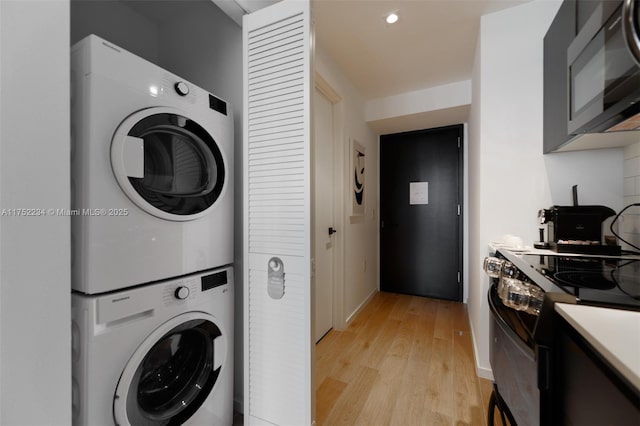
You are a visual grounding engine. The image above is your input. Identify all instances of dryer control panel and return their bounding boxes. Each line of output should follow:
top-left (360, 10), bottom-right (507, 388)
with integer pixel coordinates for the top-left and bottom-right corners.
top-left (201, 270), bottom-right (228, 291)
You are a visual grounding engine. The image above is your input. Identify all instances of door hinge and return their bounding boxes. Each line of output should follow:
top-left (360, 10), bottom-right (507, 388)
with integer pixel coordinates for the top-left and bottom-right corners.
top-left (457, 137), bottom-right (461, 148)
top-left (457, 204), bottom-right (460, 216)
top-left (457, 271), bottom-right (461, 283)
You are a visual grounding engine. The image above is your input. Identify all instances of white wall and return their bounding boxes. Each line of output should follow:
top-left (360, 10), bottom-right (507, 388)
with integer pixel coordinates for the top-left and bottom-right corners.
top-left (622, 142), bottom-right (640, 250)
top-left (365, 80), bottom-right (471, 136)
top-left (156, 2), bottom-right (242, 108)
top-left (543, 149), bottom-right (623, 208)
top-left (0, 1), bottom-right (71, 424)
top-left (314, 46), bottom-right (379, 324)
top-left (70, 0), bottom-right (160, 62)
top-left (468, 0), bottom-right (625, 378)
top-left (365, 80), bottom-right (471, 123)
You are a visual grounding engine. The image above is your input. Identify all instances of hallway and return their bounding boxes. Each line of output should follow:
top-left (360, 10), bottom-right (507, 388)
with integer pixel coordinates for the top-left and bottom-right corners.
top-left (316, 291), bottom-right (493, 425)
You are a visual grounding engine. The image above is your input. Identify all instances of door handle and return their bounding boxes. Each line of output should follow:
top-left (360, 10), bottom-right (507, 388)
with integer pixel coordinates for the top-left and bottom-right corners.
top-left (328, 227), bottom-right (337, 235)
top-left (267, 257), bottom-right (285, 300)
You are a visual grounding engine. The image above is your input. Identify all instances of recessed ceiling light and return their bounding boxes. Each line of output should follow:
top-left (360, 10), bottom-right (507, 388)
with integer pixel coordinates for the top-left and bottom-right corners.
top-left (386, 12), bottom-right (399, 24)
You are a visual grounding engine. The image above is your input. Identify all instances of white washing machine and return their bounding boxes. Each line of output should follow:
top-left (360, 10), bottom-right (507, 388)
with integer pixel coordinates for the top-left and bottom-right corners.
top-left (71, 34), bottom-right (233, 294)
top-left (72, 266), bottom-right (234, 425)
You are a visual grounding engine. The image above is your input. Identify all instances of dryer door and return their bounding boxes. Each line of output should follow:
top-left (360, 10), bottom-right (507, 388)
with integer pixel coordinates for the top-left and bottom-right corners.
top-left (113, 312), bottom-right (227, 425)
top-left (111, 107), bottom-right (226, 221)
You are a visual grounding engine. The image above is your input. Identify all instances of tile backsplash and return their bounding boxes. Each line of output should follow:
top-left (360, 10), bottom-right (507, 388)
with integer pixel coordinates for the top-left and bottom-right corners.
top-left (622, 142), bottom-right (640, 251)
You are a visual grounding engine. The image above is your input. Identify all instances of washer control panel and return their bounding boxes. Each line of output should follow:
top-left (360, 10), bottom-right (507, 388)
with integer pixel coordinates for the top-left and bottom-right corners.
top-left (161, 269), bottom-right (229, 306)
top-left (163, 277), bottom-right (198, 305)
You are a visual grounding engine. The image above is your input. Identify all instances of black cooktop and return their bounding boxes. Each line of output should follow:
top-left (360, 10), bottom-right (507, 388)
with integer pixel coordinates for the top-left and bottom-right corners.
top-left (521, 254), bottom-right (640, 310)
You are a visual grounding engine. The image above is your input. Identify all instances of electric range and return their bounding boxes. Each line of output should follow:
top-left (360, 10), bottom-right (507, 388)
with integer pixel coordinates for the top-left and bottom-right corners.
top-left (520, 254), bottom-right (640, 310)
top-left (486, 249), bottom-right (640, 425)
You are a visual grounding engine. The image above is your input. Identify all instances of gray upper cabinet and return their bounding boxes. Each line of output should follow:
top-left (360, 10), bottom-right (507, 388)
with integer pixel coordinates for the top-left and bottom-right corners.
top-left (576, 0), bottom-right (598, 33)
top-left (543, 0), bottom-right (576, 153)
top-left (544, 0), bottom-right (640, 152)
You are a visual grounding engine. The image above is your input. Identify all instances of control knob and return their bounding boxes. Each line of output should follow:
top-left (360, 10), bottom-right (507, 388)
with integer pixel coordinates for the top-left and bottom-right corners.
top-left (174, 286), bottom-right (190, 300)
top-left (174, 81), bottom-right (190, 96)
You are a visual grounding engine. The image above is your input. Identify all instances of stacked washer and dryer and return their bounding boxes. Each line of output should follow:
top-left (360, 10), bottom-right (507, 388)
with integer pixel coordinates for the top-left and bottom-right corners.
top-left (70, 35), bottom-right (234, 425)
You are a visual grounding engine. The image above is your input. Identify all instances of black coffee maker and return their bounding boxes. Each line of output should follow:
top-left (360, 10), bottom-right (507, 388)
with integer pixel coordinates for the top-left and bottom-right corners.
top-left (535, 187), bottom-right (620, 255)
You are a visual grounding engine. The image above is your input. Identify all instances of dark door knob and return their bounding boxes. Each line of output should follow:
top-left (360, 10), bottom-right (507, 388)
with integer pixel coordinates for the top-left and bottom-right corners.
top-left (328, 227), bottom-right (337, 235)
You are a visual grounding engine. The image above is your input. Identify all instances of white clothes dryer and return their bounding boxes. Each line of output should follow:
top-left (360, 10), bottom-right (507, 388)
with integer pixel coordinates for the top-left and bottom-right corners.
top-left (71, 266), bottom-right (234, 425)
top-left (71, 35), bottom-right (233, 294)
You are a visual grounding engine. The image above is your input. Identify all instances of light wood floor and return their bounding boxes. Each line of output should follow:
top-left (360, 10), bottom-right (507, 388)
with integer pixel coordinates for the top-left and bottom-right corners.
top-left (316, 291), bottom-right (494, 426)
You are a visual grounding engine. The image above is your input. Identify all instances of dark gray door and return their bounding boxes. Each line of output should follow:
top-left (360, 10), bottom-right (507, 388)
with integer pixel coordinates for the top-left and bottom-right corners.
top-left (380, 125), bottom-right (462, 301)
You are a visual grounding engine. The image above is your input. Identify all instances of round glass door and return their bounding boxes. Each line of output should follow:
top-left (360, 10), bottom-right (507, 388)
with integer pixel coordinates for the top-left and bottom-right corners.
top-left (114, 313), bottom-right (227, 425)
top-left (111, 107), bottom-right (226, 221)
top-left (624, 0), bottom-right (640, 65)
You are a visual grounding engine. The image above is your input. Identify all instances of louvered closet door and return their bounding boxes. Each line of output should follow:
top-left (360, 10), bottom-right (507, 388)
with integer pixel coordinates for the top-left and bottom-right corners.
top-left (243, 1), bottom-right (313, 425)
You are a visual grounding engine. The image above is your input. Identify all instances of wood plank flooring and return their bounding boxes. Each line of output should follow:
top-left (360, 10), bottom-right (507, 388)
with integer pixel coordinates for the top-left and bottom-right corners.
top-left (316, 291), bottom-right (494, 426)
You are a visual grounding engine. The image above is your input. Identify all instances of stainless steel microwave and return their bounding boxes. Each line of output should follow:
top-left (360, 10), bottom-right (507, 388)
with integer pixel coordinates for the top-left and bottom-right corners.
top-left (567, 0), bottom-right (640, 135)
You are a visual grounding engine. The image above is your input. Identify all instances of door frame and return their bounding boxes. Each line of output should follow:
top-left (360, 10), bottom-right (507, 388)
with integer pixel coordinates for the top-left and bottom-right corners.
top-left (314, 72), bottom-right (347, 331)
top-left (378, 124), bottom-right (464, 301)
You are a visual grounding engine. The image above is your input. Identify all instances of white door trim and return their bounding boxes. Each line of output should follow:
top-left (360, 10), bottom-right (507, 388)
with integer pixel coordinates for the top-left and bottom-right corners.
top-left (314, 72), bottom-right (347, 331)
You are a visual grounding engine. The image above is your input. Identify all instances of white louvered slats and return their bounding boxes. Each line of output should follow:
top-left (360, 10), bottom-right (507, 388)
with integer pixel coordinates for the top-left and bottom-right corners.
top-left (243, 1), bottom-right (313, 425)
top-left (247, 8), bottom-right (307, 255)
top-left (248, 269), bottom-right (307, 424)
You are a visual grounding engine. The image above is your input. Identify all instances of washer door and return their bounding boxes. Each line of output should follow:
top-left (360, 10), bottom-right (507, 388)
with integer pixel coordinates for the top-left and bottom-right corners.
top-left (113, 312), bottom-right (227, 425)
top-left (111, 107), bottom-right (226, 221)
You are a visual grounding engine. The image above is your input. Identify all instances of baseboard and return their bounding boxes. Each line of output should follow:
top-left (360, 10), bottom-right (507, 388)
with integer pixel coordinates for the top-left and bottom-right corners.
top-left (476, 365), bottom-right (494, 381)
top-left (344, 288), bottom-right (378, 326)
top-left (469, 319), bottom-right (494, 381)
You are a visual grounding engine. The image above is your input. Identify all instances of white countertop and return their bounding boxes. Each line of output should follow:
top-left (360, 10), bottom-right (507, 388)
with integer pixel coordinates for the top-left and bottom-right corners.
top-left (489, 243), bottom-right (640, 260)
top-left (555, 303), bottom-right (640, 392)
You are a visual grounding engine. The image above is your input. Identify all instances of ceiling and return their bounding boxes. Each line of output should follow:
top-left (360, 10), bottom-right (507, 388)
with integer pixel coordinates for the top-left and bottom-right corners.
top-left (129, 0), bottom-right (531, 133)
top-left (312, 0), bottom-right (530, 101)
